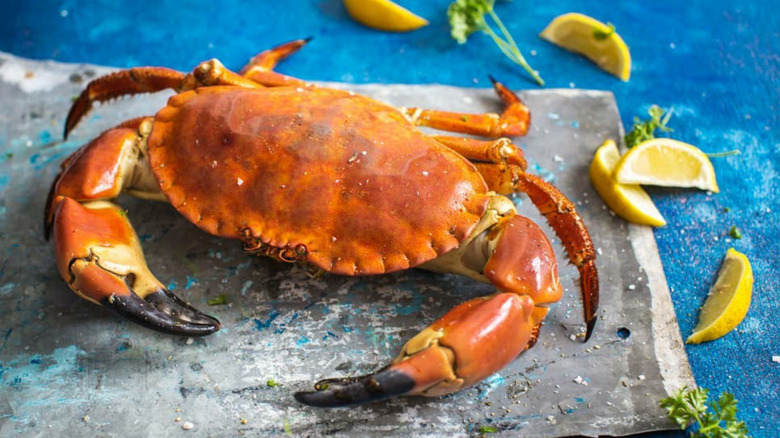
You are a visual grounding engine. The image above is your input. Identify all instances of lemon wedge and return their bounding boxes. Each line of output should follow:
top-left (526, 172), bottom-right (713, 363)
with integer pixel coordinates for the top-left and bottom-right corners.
top-left (343, 0), bottom-right (428, 32)
top-left (687, 248), bottom-right (753, 344)
top-left (613, 139), bottom-right (719, 192)
top-left (590, 139), bottom-right (666, 226)
top-left (539, 13), bottom-right (631, 81)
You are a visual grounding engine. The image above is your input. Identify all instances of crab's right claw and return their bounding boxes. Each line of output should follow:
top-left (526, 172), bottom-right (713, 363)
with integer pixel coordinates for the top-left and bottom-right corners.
top-left (51, 196), bottom-right (220, 336)
top-left (295, 293), bottom-right (540, 407)
top-left (294, 368), bottom-right (415, 407)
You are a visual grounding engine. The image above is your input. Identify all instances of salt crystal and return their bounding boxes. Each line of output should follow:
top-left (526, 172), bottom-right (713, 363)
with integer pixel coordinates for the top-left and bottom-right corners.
top-left (236, 177), bottom-right (244, 186)
top-left (181, 421), bottom-right (194, 430)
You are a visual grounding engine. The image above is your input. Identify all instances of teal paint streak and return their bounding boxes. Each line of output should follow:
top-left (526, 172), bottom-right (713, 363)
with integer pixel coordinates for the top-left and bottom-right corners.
top-left (185, 275), bottom-right (198, 290)
top-left (476, 374), bottom-right (506, 400)
top-left (38, 130), bottom-right (51, 144)
top-left (28, 151), bottom-right (68, 170)
top-left (253, 309), bottom-right (280, 331)
top-left (0, 282), bottom-right (14, 296)
top-left (394, 289), bottom-right (425, 316)
top-left (1, 345), bottom-right (85, 391)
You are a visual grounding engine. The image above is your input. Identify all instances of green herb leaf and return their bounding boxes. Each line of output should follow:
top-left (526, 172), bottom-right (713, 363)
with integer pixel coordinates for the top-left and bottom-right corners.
top-left (729, 226), bottom-right (743, 239)
top-left (478, 425), bottom-right (498, 433)
top-left (283, 417), bottom-right (292, 436)
top-left (447, 0), bottom-right (544, 85)
top-left (593, 23), bottom-right (616, 40)
top-left (625, 105), bottom-right (674, 148)
top-left (659, 386), bottom-right (749, 438)
top-left (448, 0), bottom-right (490, 44)
top-left (266, 379), bottom-right (280, 387)
top-left (207, 293), bottom-right (229, 306)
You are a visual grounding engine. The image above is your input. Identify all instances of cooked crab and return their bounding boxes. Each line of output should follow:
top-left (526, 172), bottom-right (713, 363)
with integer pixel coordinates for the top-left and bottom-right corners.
top-left (46, 39), bottom-right (598, 407)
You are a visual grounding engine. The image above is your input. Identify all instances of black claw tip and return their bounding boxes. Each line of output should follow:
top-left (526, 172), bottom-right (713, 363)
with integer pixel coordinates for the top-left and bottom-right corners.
top-left (488, 74), bottom-right (499, 85)
top-left (584, 316), bottom-right (597, 343)
top-left (103, 288), bottom-right (220, 336)
top-left (303, 36), bottom-right (314, 43)
top-left (294, 368), bottom-right (415, 408)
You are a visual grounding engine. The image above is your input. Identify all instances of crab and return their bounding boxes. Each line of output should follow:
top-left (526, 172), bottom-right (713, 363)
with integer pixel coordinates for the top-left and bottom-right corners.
top-left (46, 39), bottom-right (598, 407)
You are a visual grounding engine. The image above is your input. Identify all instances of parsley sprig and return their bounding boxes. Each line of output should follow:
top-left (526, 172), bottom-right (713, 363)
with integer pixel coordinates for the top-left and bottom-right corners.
top-left (660, 387), bottom-right (749, 438)
top-left (625, 105), bottom-right (674, 148)
top-left (593, 23), bottom-right (616, 41)
top-left (448, 0), bottom-right (544, 85)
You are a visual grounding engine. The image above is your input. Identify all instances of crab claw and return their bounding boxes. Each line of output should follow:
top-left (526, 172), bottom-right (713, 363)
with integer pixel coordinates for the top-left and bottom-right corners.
top-left (51, 196), bottom-right (220, 336)
top-left (294, 368), bottom-right (415, 407)
top-left (295, 293), bottom-right (540, 407)
top-left (104, 286), bottom-right (221, 336)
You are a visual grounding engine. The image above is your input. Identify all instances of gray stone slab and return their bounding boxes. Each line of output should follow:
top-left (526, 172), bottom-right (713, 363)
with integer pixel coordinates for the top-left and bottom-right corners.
top-left (0, 53), bottom-right (694, 437)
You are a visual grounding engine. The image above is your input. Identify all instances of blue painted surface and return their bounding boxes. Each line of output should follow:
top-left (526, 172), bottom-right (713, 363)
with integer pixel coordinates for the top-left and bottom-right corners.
top-left (1, 0), bottom-right (777, 436)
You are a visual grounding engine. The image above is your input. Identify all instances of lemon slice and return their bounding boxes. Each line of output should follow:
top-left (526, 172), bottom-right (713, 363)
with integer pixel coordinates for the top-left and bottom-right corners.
top-left (613, 139), bottom-right (719, 192)
top-left (343, 0), bottom-right (428, 32)
top-left (589, 139), bottom-right (666, 227)
top-left (539, 13), bottom-right (631, 81)
top-left (687, 248), bottom-right (753, 344)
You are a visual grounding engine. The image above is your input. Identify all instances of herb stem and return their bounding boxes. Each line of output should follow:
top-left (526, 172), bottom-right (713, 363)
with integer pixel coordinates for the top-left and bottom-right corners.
top-left (486, 9), bottom-right (544, 85)
top-left (706, 150), bottom-right (741, 158)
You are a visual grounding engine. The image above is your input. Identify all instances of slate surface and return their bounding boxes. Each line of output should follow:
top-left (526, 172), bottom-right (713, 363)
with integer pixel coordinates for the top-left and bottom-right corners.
top-left (1, 2), bottom-right (779, 435)
top-left (0, 54), bottom-right (695, 437)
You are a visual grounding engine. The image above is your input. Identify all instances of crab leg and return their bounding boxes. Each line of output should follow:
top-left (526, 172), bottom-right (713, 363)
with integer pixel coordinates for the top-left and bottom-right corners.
top-left (295, 203), bottom-right (564, 407)
top-left (432, 136), bottom-right (527, 168)
top-left (514, 173), bottom-right (599, 338)
top-left (65, 60), bottom-right (259, 139)
top-left (240, 38), bottom-right (310, 87)
top-left (402, 77), bottom-right (530, 137)
top-left (434, 132), bottom-right (598, 339)
top-left (47, 120), bottom-right (220, 335)
top-left (476, 163), bottom-right (599, 339)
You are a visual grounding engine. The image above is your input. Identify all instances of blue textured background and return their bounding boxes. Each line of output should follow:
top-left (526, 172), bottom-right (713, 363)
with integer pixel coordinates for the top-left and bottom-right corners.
top-left (1, 1), bottom-right (777, 436)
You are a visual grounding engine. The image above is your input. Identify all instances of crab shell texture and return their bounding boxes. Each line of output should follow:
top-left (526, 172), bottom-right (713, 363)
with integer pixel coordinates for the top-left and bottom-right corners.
top-left (148, 85), bottom-right (490, 275)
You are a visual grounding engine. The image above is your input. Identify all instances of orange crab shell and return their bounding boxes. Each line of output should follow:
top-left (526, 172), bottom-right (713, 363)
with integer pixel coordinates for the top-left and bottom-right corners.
top-left (147, 86), bottom-right (491, 275)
